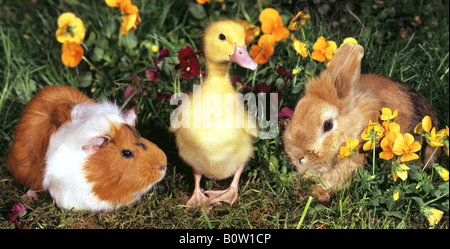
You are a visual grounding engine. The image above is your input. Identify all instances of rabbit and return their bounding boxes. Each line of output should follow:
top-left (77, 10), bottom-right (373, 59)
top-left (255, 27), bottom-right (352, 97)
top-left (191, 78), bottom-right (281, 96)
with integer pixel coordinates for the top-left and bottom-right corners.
top-left (283, 44), bottom-right (438, 202)
top-left (7, 85), bottom-right (167, 212)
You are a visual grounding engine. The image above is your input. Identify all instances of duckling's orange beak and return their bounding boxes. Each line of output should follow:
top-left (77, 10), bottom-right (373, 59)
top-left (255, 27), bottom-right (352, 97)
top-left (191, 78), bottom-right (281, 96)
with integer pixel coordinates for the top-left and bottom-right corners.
top-left (230, 44), bottom-right (257, 70)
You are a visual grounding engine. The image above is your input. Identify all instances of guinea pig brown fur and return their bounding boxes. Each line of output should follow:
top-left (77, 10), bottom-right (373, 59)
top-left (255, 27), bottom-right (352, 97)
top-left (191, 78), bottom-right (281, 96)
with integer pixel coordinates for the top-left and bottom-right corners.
top-left (7, 85), bottom-right (167, 211)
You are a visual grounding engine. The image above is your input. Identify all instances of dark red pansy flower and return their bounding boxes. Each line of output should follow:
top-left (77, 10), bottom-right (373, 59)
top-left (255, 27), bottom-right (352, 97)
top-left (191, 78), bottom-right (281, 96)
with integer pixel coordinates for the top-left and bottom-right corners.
top-left (178, 45), bottom-right (201, 79)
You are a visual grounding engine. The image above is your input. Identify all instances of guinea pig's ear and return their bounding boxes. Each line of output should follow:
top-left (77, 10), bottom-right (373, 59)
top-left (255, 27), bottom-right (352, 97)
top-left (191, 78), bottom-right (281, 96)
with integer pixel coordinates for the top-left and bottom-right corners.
top-left (82, 134), bottom-right (111, 155)
top-left (124, 109), bottom-right (136, 125)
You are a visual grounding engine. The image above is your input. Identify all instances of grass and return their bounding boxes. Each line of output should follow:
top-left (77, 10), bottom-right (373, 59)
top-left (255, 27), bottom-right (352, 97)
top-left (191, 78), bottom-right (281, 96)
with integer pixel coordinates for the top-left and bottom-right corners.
top-left (0, 0), bottom-right (448, 229)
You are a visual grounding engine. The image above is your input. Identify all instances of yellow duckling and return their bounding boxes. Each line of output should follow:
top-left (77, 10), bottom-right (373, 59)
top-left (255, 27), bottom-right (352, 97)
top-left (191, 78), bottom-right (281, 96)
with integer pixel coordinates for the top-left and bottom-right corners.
top-left (170, 19), bottom-right (258, 209)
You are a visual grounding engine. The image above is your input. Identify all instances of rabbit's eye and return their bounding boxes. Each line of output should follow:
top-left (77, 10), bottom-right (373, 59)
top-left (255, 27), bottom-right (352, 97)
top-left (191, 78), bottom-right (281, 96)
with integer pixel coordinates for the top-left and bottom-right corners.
top-left (323, 120), bottom-right (333, 133)
top-left (121, 149), bottom-right (135, 159)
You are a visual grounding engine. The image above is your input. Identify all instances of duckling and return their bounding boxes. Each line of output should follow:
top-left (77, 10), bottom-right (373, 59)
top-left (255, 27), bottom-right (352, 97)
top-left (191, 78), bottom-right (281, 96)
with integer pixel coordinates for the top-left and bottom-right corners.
top-left (170, 19), bottom-right (258, 209)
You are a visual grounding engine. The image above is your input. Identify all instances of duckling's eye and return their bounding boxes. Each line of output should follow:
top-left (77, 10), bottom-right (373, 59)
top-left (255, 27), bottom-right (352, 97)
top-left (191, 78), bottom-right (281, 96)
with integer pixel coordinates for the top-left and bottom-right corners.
top-left (219, 34), bottom-right (226, 41)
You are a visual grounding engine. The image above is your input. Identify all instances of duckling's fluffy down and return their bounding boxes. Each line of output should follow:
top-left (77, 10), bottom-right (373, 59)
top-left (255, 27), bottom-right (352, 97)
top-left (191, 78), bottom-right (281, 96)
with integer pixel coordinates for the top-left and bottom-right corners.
top-left (171, 80), bottom-right (258, 179)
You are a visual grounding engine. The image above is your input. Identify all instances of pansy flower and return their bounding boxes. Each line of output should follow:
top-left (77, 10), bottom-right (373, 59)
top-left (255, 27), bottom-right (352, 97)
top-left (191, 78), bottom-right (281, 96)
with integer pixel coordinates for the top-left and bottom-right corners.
top-left (311, 36), bottom-right (337, 62)
top-left (292, 36), bottom-right (308, 59)
top-left (250, 34), bottom-right (276, 64)
top-left (55, 12), bottom-right (85, 44)
top-left (380, 131), bottom-right (401, 160)
top-left (338, 138), bottom-right (359, 160)
top-left (427, 127), bottom-right (445, 147)
top-left (8, 203), bottom-right (26, 229)
top-left (392, 133), bottom-right (421, 162)
top-left (392, 160), bottom-right (410, 181)
top-left (145, 68), bottom-right (160, 83)
top-left (106, 0), bottom-right (141, 36)
top-left (237, 19), bottom-right (261, 46)
top-left (259, 8), bottom-right (289, 42)
top-left (276, 66), bottom-right (291, 90)
top-left (434, 165), bottom-right (449, 181)
top-left (380, 107), bottom-right (398, 122)
top-left (277, 107), bottom-right (294, 128)
top-left (120, 13), bottom-right (141, 36)
top-left (340, 37), bottom-right (358, 47)
top-left (425, 208), bottom-right (444, 226)
top-left (414, 115), bottom-right (432, 134)
top-left (361, 120), bottom-right (385, 151)
top-left (178, 45), bottom-right (201, 79)
top-left (288, 11), bottom-right (310, 31)
top-left (61, 41), bottom-right (84, 68)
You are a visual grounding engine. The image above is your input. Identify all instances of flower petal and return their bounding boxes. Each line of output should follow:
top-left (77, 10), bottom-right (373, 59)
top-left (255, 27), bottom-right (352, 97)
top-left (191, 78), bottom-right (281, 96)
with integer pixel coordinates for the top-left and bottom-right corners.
top-left (422, 116), bottom-right (432, 133)
top-left (259, 8), bottom-right (280, 34)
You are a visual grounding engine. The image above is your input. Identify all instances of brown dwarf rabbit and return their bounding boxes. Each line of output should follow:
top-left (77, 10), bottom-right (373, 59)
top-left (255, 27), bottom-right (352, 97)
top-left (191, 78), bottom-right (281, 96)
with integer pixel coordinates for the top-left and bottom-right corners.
top-left (7, 85), bottom-right (167, 212)
top-left (283, 44), bottom-right (438, 201)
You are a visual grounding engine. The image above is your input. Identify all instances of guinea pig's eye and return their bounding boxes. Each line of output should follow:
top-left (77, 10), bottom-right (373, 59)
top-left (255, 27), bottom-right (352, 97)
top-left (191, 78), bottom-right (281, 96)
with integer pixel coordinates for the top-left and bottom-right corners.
top-left (219, 33), bottom-right (226, 41)
top-left (120, 149), bottom-right (135, 159)
top-left (323, 120), bottom-right (334, 133)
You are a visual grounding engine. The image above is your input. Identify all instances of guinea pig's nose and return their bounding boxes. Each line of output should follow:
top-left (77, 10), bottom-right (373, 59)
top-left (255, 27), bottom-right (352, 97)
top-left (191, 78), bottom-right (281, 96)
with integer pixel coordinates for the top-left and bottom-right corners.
top-left (158, 164), bottom-right (167, 172)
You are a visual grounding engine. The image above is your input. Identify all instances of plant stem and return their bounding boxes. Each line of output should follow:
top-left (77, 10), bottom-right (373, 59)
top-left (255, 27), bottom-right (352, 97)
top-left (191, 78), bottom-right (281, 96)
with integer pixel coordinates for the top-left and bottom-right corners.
top-left (424, 191), bottom-right (449, 206)
top-left (296, 196), bottom-right (313, 229)
top-left (422, 146), bottom-right (439, 172)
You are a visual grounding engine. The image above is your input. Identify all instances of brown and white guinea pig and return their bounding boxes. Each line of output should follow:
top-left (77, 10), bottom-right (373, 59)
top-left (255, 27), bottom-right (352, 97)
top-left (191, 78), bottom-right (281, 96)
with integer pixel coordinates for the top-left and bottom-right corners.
top-left (7, 85), bottom-right (167, 212)
top-left (283, 44), bottom-right (438, 202)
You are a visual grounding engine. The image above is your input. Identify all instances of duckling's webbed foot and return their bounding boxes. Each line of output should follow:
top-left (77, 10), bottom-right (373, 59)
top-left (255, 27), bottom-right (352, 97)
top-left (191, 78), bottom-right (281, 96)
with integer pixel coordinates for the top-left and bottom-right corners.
top-left (205, 187), bottom-right (238, 205)
top-left (205, 162), bottom-right (245, 206)
top-left (186, 170), bottom-right (210, 208)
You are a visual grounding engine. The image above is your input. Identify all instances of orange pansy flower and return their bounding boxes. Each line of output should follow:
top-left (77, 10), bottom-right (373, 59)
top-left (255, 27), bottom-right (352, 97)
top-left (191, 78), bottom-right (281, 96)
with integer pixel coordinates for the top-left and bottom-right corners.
top-left (121, 13), bottom-right (141, 36)
top-left (61, 42), bottom-right (83, 68)
top-left (392, 133), bottom-right (421, 162)
top-left (259, 8), bottom-right (289, 42)
top-left (380, 131), bottom-right (401, 160)
top-left (237, 19), bottom-right (261, 46)
top-left (250, 34), bottom-right (276, 64)
top-left (311, 36), bottom-right (337, 62)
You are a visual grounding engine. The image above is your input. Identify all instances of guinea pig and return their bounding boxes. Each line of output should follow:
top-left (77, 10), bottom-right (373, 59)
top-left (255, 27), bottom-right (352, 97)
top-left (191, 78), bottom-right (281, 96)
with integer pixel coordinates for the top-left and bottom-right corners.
top-left (283, 44), bottom-right (438, 202)
top-left (7, 85), bottom-right (167, 212)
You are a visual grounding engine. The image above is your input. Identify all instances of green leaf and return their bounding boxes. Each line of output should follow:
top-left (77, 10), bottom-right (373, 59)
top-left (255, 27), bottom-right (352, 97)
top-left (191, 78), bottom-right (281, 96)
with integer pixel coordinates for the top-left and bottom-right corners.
top-left (91, 47), bottom-right (104, 62)
top-left (188, 3), bottom-right (206, 19)
top-left (305, 61), bottom-right (317, 75)
top-left (104, 19), bottom-right (117, 39)
top-left (79, 72), bottom-right (93, 88)
top-left (269, 155), bottom-right (279, 172)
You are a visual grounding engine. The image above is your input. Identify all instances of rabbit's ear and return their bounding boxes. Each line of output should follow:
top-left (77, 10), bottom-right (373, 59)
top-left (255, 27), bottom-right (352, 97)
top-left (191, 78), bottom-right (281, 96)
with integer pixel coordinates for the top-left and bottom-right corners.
top-left (329, 44), bottom-right (364, 99)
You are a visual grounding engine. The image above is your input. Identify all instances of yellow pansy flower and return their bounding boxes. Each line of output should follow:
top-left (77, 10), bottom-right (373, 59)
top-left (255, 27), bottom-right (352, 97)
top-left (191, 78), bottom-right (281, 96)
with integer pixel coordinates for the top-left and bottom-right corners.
top-left (55, 12), bottom-right (85, 44)
top-left (338, 138), bottom-right (359, 160)
top-left (292, 37), bottom-right (308, 59)
top-left (393, 189), bottom-right (400, 201)
top-left (340, 37), bottom-right (358, 47)
top-left (382, 120), bottom-right (400, 137)
top-left (392, 161), bottom-right (410, 182)
top-left (288, 11), bottom-right (310, 31)
top-left (426, 208), bottom-right (444, 226)
top-left (434, 166), bottom-right (449, 181)
top-left (380, 107), bottom-right (398, 122)
top-left (414, 115), bottom-right (432, 134)
top-left (427, 127), bottom-right (445, 147)
top-left (361, 120), bottom-right (385, 151)
top-left (380, 131), bottom-right (401, 161)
